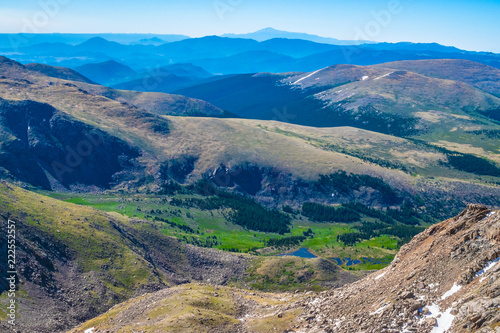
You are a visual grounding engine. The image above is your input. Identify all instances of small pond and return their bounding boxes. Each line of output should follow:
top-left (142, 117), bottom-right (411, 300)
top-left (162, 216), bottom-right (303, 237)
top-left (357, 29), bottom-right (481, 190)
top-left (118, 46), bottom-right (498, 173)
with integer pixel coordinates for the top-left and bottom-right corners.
top-left (278, 248), bottom-right (318, 259)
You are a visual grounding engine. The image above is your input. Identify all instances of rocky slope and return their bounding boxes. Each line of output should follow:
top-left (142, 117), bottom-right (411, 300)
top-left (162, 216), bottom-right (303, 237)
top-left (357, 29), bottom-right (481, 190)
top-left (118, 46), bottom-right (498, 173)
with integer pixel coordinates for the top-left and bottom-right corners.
top-left (0, 98), bottom-right (141, 190)
top-left (295, 204), bottom-right (500, 332)
top-left (66, 204), bottom-right (500, 333)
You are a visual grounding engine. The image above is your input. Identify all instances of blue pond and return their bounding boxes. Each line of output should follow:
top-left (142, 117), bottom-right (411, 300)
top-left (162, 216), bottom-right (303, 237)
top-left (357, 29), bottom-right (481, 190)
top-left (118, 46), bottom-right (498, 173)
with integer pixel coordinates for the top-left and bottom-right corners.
top-left (332, 256), bottom-right (393, 267)
top-left (278, 248), bottom-right (318, 259)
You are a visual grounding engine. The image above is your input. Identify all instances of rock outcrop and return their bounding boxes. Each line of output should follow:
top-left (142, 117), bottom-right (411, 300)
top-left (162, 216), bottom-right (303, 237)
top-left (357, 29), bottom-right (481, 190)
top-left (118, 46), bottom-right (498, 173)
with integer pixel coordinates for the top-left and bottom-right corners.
top-left (295, 204), bottom-right (500, 332)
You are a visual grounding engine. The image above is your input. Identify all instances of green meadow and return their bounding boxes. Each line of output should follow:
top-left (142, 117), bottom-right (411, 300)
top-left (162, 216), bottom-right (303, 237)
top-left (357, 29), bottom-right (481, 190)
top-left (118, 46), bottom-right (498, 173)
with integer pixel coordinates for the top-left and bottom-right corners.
top-left (42, 192), bottom-right (404, 270)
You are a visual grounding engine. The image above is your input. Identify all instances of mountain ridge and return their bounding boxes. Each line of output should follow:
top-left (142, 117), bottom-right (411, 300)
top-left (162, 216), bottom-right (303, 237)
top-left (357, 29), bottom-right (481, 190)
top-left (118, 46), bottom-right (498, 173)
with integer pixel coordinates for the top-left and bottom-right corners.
top-left (175, 61), bottom-right (500, 137)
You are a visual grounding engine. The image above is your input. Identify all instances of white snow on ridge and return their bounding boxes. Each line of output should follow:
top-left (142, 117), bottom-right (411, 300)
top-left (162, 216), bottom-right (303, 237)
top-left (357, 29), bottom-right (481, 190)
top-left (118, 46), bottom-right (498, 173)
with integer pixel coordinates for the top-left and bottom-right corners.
top-left (374, 271), bottom-right (387, 280)
top-left (373, 72), bottom-right (394, 80)
top-left (362, 76), bottom-right (369, 81)
top-left (476, 257), bottom-right (500, 282)
top-left (293, 68), bottom-right (324, 85)
top-left (480, 211), bottom-right (496, 222)
top-left (370, 302), bottom-right (390, 316)
top-left (84, 328), bottom-right (95, 333)
top-left (427, 304), bottom-right (456, 333)
top-left (441, 283), bottom-right (462, 300)
top-left (310, 298), bottom-right (321, 305)
top-left (416, 303), bottom-right (456, 333)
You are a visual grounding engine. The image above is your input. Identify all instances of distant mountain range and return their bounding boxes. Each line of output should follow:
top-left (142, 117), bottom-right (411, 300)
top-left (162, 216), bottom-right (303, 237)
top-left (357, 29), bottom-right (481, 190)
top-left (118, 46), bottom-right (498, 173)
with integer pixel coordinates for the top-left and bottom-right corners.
top-left (0, 33), bottom-right (189, 48)
top-left (72, 59), bottom-right (214, 90)
top-left (2, 28), bottom-right (500, 333)
top-left (1, 31), bottom-right (499, 77)
top-left (221, 27), bottom-right (373, 45)
top-left (112, 63), bottom-right (214, 92)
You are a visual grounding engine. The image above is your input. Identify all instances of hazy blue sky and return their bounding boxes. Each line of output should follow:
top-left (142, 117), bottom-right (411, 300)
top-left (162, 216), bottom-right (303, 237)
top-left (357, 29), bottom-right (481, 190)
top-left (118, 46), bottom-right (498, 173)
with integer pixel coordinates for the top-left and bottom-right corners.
top-left (0, 0), bottom-right (499, 52)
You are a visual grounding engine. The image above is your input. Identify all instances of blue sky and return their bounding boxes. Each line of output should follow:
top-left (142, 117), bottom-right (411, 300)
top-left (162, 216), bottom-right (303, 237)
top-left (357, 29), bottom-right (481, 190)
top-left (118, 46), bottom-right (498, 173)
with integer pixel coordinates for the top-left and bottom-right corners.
top-left (0, 0), bottom-right (499, 52)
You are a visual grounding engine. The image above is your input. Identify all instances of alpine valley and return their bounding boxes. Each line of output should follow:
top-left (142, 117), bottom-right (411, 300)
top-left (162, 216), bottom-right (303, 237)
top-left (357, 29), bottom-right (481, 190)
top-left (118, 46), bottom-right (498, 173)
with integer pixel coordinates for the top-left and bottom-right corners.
top-left (0, 30), bottom-right (499, 333)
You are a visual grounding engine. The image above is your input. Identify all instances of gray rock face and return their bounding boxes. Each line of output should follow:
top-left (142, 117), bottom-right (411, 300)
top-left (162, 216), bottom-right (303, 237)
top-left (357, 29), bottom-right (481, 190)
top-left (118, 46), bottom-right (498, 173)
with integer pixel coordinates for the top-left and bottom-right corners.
top-left (288, 204), bottom-right (500, 332)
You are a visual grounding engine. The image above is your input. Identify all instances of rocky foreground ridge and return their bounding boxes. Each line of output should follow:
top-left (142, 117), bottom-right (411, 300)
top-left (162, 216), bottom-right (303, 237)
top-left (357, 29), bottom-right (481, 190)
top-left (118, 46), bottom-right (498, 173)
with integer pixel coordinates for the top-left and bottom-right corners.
top-left (69, 204), bottom-right (500, 332)
top-left (297, 204), bottom-right (500, 333)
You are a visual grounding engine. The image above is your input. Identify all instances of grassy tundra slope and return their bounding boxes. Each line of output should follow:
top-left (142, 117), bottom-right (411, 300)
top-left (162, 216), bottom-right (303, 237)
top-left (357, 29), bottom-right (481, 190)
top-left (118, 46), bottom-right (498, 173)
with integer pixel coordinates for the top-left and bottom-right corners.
top-left (0, 181), bottom-right (246, 332)
top-left (176, 60), bottom-right (500, 137)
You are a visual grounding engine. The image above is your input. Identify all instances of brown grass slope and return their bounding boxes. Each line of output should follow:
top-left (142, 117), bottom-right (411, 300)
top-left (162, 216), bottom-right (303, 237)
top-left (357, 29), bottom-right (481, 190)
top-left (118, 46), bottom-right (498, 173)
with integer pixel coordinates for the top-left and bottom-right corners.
top-left (0, 181), bottom-right (249, 333)
top-left (282, 61), bottom-right (500, 137)
top-left (0, 56), bottom-right (226, 118)
top-left (375, 59), bottom-right (500, 97)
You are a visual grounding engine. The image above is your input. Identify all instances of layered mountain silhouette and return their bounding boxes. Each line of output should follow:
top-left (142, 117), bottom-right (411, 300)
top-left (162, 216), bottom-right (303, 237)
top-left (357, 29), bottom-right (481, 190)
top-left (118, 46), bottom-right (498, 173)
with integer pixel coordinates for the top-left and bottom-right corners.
top-left (74, 60), bottom-right (137, 86)
top-left (222, 27), bottom-right (372, 45)
top-left (2, 33), bottom-right (499, 74)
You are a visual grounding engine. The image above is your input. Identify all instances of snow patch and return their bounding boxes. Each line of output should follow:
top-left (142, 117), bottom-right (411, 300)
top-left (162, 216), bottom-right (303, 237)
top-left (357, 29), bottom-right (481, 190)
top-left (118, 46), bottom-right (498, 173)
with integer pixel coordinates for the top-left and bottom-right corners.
top-left (430, 305), bottom-right (456, 333)
top-left (401, 324), bottom-right (414, 333)
top-left (374, 72), bottom-right (394, 80)
top-left (480, 211), bottom-right (496, 222)
top-left (310, 298), bottom-right (321, 305)
top-left (362, 76), bottom-right (369, 81)
top-left (374, 271), bottom-right (387, 280)
top-left (418, 303), bottom-right (456, 333)
top-left (441, 283), bottom-right (461, 300)
top-left (370, 302), bottom-right (390, 316)
top-left (84, 328), bottom-right (95, 333)
top-left (476, 257), bottom-right (500, 282)
top-left (293, 68), bottom-right (324, 85)
top-left (239, 313), bottom-right (253, 322)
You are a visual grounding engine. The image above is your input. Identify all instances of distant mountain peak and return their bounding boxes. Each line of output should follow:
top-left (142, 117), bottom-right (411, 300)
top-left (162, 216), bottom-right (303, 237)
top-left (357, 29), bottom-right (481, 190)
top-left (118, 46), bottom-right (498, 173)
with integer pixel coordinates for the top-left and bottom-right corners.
top-left (80, 36), bottom-right (109, 44)
top-left (257, 27), bottom-right (280, 32)
top-left (221, 27), bottom-right (372, 45)
top-left (101, 60), bottom-right (125, 66)
top-left (77, 36), bottom-right (121, 48)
